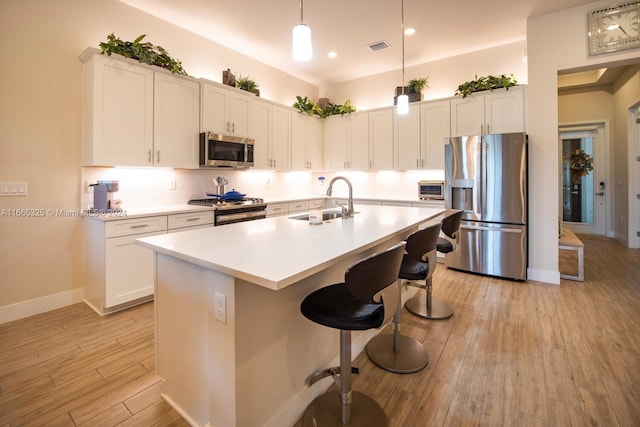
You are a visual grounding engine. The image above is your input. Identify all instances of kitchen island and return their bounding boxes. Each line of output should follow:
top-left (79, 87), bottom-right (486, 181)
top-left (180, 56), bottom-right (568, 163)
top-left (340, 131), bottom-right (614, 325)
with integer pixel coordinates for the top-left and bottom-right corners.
top-left (137, 204), bottom-right (443, 427)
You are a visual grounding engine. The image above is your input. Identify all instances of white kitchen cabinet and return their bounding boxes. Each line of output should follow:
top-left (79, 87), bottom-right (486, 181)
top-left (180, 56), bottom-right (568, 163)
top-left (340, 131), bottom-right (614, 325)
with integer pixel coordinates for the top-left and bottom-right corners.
top-left (84, 215), bottom-right (168, 315)
top-left (323, 113), bottom-right (369, 170)
top-left (167, 211), bottom-right (214, 231)
top-left (292, 113), bottom-right (323, 171)
top-left (394, 104), bottom-right (422, 170)
top-left (450, 87), bottom-right (524, 136)
top-left (266, 202), bottom-right (288, 217)
top-left (421, 100), bottom-right (450, 170)
top-left (288, 200), bottom-right (309, 213)
top-left (81, 49), bottom-right (199, 168)
top-left (308, 199), bottom-right (326, 209)
top-left (200, 81), bottom-right (252, 137)
top-left (154, 73), bottom-right (200, 168)
top-left (368, 109), bottom-right (394, 171)
top-left (252, 100), bottom-right (291, 170)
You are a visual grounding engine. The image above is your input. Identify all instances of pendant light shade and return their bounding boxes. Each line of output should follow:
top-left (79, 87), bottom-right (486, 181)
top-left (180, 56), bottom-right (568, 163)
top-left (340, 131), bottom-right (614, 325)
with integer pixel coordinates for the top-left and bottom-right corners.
top-left (292, 24), bottom-right (312, 61)
top-left (397, 0), bottom-right (408, 115)
top-left (397, 94), bottom-right (409, 115)
top-left (292, 0), bottom-right (312, 61)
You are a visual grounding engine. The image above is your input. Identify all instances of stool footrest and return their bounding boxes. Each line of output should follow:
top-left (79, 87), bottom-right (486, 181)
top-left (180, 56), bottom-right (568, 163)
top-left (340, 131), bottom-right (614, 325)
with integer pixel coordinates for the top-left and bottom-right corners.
top-left (306, 366), bottom-right (359, 387)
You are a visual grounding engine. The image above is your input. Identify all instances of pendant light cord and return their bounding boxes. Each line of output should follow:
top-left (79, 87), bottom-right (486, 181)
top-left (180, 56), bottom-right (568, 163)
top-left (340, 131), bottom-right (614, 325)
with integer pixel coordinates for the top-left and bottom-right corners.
top-left (300, 0), bottom-right (304, 24)
top-left (401, 0), bottom-right (405, 95)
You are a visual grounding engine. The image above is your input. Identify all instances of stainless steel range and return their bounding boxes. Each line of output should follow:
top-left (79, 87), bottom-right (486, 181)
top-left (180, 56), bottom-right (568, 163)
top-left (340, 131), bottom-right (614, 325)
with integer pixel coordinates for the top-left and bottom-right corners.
top-left (188, 197), bottom-right (267, 226)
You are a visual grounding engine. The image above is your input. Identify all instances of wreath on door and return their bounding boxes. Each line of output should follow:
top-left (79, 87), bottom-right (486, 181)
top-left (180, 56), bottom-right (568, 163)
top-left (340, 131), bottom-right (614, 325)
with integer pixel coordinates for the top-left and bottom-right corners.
top-left (568, 149), bottom-right (594, 184)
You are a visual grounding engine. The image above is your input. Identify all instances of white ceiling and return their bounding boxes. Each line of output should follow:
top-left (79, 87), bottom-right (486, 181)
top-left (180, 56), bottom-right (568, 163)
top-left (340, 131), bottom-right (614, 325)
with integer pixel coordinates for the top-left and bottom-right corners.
top-left (120, 0), bottom-right (592, 86)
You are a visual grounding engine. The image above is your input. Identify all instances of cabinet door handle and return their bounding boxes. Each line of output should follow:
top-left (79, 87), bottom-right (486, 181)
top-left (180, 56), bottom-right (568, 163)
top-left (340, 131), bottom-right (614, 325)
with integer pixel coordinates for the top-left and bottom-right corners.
top-left (186, 217), bottom-right (201, 222)
top-left (156, 150), bottom-right (160, 162)
top-left (226, 122), bottom-right (230, 132)
top-left (486, 123), bottom-right (490, 134)
top-left (148, 150), bottom-right (152, 163)
top-left (131, 224), bottom-right (149, 229)
top-left (416, 159), bottom-right (419, 168)
top-left (232, 122), bottom-right (235, 132)
top-left (481, 124), bottom-right (484, 134)
top-left (422, 158), bottom-right (424, 167)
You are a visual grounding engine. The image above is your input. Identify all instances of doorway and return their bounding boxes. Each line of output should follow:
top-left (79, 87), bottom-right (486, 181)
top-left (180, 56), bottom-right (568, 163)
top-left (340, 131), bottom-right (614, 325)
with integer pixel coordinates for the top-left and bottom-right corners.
top-left (559, 123), bottom-right (607, 235)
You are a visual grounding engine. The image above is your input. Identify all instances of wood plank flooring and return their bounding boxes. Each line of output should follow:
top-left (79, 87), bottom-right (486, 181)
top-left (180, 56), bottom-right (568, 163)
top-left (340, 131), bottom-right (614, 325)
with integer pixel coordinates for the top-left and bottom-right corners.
top-left (1, 235), bottom-right (638, 426)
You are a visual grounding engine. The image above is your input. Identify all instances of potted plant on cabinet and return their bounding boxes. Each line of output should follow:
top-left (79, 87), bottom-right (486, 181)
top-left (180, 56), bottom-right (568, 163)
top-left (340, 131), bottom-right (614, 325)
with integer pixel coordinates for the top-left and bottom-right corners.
top-left (454, 74), bottom-right (517, 98)
top-left (99, 33), bottom-right (188, 75)
top-left (235, 75), bottom-right (260, 96)
top-left (394, 76), bottom-right (429, 104)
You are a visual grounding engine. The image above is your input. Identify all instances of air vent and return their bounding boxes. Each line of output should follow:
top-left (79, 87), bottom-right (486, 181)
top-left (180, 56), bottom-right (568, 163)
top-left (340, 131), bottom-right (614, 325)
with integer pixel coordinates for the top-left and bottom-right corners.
top-left (367, 40), bottom-right (390, 52)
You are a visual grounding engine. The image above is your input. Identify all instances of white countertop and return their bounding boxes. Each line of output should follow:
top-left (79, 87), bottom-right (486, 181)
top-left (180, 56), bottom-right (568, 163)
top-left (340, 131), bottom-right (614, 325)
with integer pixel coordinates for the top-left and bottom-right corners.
top-left (137, 204), bottom-right (444, 290)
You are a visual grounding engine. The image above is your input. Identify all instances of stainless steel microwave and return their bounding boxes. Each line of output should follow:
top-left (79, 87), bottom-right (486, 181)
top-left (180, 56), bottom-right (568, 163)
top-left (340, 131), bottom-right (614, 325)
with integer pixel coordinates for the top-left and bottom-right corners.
top-left (418, 180), bottom-right (445, 200)
top-left (199, 132), bottom-right (254, 168)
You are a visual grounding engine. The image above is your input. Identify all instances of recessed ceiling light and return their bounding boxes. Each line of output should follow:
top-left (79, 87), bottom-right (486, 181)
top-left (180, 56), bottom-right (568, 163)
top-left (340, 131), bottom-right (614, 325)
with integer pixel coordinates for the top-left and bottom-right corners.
top-left (404, 27), bottom-right (416, 35)
top-left (328, 51), bottom-right (337, 58)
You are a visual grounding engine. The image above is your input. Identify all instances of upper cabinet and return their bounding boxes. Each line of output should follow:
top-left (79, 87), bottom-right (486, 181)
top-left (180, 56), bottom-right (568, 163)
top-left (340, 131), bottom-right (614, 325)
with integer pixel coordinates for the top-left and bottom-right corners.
top-left (450, 87), bottom-right (525, 136)
top-left (200, 81), bottom-right (252, 137)
top-left (323, 113), bottom-right (370, 171)
top-left (368, 109), bottom-right (394, 171)
top-left (395, 100), bottom-right (450, 171)
top-left (394, 104), bottom-right (422, 170)
top-left (291, 113), bottom-right (323, 171)
top-left (251, 99), bottom-right (291, 170)
top-left (81, 50), bottom-right (199, 168)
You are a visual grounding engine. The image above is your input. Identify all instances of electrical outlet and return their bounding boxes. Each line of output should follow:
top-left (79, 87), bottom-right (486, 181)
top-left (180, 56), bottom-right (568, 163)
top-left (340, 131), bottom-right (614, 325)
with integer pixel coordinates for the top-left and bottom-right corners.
top-left (169, 179), bottom-right (176, 190)
top-left (215, 292), bottom-right (226, 324)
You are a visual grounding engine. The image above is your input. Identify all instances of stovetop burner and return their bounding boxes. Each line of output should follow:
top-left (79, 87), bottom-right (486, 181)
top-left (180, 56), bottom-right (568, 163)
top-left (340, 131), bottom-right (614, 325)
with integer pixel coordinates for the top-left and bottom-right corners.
top-left (188, 197), bottom-right (266, 210)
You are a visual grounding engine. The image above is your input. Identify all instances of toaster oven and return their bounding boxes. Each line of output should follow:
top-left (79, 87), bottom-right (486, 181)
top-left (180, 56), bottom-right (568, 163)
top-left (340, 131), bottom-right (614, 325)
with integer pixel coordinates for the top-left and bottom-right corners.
top-left (418, 180), bottom-right (445, 200)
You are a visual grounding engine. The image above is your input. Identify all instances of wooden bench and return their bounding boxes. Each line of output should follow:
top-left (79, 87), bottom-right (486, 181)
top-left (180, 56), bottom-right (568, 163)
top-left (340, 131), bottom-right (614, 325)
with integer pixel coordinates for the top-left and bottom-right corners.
top-left (559, 228), bottom-right (584, 281)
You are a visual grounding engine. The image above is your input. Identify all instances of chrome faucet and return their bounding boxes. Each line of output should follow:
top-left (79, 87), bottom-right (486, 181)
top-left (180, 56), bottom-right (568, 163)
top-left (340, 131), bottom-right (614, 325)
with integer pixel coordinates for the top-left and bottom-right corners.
top-left (326, 176), bottom-right (354, 218)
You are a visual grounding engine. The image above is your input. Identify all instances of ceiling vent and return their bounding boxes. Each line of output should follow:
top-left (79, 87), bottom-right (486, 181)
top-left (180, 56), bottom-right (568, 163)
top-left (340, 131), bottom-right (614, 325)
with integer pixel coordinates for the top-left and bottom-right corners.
top-left (367, 40), bottom-right (390, 52)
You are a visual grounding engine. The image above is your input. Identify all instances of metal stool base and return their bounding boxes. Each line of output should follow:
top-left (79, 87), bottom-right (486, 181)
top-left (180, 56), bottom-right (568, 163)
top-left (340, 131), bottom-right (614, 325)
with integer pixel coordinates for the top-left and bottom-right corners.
top-left (366, 334), bottom-right (429, 374)
top-left (405, 293), bottom-right (454, 320)
top-left (302, 390), bottom-right (387, 427)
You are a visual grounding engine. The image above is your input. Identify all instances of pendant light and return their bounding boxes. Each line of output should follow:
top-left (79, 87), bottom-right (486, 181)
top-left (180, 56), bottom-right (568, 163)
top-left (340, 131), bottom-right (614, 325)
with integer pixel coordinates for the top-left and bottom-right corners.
top-left (292, 0), bottom-right (312, 61)
top-left (396, 0), bottom-right (409, 115)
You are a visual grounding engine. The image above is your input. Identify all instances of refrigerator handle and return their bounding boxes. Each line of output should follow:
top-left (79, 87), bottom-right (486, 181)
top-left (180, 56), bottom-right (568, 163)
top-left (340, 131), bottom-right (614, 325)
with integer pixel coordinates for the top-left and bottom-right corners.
top-left (481, 139), bottom-right (487, 216)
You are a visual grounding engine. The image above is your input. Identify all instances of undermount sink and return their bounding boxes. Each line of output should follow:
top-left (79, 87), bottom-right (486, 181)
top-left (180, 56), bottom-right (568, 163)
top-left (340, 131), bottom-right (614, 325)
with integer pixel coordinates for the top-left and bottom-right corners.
top-left (288, 210), bottom-right (359, 221)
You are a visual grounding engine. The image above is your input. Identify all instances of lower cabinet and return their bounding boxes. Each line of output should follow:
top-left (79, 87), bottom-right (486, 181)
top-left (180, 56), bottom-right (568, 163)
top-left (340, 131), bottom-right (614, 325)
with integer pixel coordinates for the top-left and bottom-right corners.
top-left (83, 210), bottom-right (213, 315)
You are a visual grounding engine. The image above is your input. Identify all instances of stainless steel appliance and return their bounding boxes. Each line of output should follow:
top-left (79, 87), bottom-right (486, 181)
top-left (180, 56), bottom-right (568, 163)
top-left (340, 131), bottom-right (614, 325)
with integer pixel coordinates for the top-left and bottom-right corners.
top-left (199, 132), bottom-right (254, 168)
top-left (90, 180), bottom-right (122, 211)
top-left (444, 133), bottom-right (528, 280)
top-left (188, 197), bottom-right (266, 226)
top-left (418, 180), bottom-right (445, 200)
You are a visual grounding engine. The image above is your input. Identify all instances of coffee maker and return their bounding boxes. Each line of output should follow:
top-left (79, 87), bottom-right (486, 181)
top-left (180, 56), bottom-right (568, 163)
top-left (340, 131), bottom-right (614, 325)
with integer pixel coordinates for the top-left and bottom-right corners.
top-left (91, 180), bottom-right (122, 211)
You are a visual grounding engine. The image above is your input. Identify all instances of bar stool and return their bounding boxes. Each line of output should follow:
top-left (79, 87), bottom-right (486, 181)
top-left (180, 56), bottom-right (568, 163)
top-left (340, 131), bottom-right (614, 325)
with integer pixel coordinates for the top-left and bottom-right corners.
top-left (403, 219), bottom-right (454, 320)
top-left (300, 242), bottom-right (406, 427)
top-left (365, 222), bottom-right (442, 374)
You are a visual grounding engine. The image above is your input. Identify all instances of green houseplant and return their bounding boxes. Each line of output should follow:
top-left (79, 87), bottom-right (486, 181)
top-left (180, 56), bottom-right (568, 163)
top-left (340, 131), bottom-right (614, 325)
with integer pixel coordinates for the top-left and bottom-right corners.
top-left (235, 75), bottom-right (260, 95)
top-left (292, 97), bottom-right (356, 118)
top-left (455, 74), bottom-right (517, 98)
top-left (408, 77), bottom-right (429, 93)
top-left (99, 33), bottom-right (187, 75)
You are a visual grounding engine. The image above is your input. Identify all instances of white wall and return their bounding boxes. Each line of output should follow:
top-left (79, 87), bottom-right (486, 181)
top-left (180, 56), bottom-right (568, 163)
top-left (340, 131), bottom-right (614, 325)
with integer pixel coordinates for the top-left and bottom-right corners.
top-left (324, 41), bottom-right (528, 110)
top-left (527, 0), bottom-right (640, 283)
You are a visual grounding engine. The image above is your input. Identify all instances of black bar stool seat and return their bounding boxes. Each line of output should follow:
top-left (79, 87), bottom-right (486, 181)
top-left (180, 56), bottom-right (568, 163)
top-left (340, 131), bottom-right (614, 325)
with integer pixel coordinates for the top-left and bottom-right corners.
top-left (300, 242), bottom-right (406, 427)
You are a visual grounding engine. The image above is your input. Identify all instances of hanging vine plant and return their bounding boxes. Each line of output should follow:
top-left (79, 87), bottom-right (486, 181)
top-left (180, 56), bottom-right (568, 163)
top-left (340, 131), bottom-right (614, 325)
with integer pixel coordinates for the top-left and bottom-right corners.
top-left (99, 33), bottom-right (188, 75)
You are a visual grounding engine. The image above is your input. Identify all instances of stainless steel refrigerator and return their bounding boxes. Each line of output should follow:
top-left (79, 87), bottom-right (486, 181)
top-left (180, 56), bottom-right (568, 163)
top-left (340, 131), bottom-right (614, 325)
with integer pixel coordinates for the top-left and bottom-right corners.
top-left (444, 133), bottom-right (528, 280)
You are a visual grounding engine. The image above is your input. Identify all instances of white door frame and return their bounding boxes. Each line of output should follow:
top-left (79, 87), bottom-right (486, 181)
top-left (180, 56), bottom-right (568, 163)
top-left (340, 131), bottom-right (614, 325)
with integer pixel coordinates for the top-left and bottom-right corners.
top-left (628, 104), bottom-right (640, 249)
top-left (559, 120), bottom-right (611, 237)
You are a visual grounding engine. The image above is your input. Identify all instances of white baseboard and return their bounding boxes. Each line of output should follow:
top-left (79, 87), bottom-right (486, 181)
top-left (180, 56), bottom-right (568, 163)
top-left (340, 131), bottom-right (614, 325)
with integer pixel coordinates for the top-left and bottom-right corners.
top-left (527, 268), bottom-right (560, 285)
top-left (0, 288), bottom-right (84, 324)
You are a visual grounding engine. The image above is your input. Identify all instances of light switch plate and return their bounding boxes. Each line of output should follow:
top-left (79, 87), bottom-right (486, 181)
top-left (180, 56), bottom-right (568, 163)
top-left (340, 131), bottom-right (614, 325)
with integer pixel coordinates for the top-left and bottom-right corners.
top-left (0, 182), bottom-right (28, 196)
top-left (214, 292), bottom-right (226, 324)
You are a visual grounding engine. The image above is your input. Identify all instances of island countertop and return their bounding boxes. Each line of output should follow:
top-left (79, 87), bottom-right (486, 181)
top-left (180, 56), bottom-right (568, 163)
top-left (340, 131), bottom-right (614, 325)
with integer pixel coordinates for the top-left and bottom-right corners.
top-left (137, 204), bottom-right (443, 290)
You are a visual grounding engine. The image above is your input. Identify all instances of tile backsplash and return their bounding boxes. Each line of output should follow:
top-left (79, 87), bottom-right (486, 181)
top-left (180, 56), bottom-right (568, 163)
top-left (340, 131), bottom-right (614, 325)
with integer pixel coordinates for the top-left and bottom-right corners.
top-left (81, 168), bottom-right (444, 209)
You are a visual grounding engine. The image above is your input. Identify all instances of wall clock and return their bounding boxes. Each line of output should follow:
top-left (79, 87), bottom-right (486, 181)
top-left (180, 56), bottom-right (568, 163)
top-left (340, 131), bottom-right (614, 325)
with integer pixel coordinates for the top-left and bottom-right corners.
top-left (588, 1), bottom-right (640, 55)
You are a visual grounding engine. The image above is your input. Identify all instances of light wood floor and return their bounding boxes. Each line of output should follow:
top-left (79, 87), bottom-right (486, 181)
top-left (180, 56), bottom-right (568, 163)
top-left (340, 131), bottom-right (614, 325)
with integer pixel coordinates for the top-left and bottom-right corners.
top-left (1, 236), bottom-right (639, 426)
